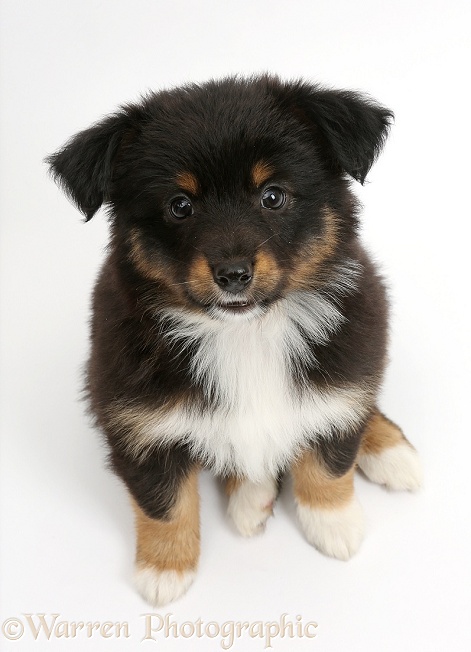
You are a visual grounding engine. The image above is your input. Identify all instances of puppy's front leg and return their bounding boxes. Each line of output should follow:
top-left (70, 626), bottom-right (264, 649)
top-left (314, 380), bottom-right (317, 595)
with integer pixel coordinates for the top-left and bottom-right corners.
top-left (226, 475), bottom-right (279, 537)
top-left (292, 433), bottom-right (363, 561)
top-left (112, 445), bottom-right (200, 606)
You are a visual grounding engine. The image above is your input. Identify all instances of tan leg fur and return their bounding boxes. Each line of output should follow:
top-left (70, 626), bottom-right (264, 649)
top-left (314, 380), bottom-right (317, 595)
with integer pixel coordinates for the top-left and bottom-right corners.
top-left (292, 449), bottom-right (364, 560)
top-left (357, 410), bottom-right (422, 491)
top-left (132, 467), bottom-right (200, 606)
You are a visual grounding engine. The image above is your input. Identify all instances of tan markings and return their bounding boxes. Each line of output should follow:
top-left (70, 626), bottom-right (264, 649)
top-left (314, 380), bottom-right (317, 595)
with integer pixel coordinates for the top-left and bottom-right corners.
top-left (188, 251), bottom-right (283, 304)
top-left (291, 449), bottom-right (355, 509)
top-left (176, 171), bottom-right (199, 196)
top-left (225, 475), bottom-right (243, 497)
top-left (104, 400), bottom-right (185, 461)
top-left (128, 229), bottom-right (167, 284)
top-left (187, 254), bottom-right (215, 303)
top-left (359, 410), bottom-right (410, 456)
top-left (132, 467), bottom-right (200, 573)
top-left (288, 207), bottom-right (339, 291)
top-left (253, 250), bottom-right (282, 295)
top-left (128, 229), bottom-right (190, 305)
top-left (252, 161), bottom-right (274, 187)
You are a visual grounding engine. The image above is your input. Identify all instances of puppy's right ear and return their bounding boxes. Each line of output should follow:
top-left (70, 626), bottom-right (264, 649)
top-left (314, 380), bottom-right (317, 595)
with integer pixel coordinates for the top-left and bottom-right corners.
top-left (46, 111), bottom-right (134, 220)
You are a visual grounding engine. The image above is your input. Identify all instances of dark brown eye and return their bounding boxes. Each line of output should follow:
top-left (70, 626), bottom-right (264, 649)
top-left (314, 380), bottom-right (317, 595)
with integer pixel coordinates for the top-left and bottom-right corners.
top-left (261, 186), bottom-right (286, 210)
top-left (169, 196), bottom-right (194, 220)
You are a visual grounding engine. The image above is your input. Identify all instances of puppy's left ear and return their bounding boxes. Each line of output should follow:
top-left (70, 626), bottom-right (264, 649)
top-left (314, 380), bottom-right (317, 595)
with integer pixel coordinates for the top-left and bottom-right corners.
top-left (46, 110), bottom-right (135, 220)
top-left (272, 80), bottom-right (394, 183)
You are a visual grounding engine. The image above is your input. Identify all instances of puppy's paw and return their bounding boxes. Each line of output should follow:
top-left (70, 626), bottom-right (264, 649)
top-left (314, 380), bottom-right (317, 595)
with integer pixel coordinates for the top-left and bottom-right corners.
top-left (228, 477), bottom-right (277, 537)
top-left (297, 498), bottom-right (364, 561)
top-left (357, 443), bottom-right (423, 491)
top-left (134, 566), bottom-right (195, 606)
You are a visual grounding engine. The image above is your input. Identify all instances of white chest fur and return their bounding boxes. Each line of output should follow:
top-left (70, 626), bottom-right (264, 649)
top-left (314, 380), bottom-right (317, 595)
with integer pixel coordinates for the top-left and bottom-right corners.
top-left (131, 278), bottom-right (369, 482)
top-left (116, 264), bottom-right (368, 481)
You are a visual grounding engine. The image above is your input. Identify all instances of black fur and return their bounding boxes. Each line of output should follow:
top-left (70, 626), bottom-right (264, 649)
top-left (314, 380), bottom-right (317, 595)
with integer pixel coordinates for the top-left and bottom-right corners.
top-left (312, 425), bottom-right (364, 477)
top-left (47, 112), bottom-right (136, 220)
top-left (110, 438), bottom-right (195, 520)
top-left (266, 78), bottom-right (393, 182)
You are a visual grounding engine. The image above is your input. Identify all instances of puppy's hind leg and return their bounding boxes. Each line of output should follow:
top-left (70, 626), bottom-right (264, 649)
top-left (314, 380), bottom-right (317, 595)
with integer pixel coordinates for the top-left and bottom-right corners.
top-left (356, 410), bottom-right (422, 491)
top-left (226, 475), bottom-right (279, 537)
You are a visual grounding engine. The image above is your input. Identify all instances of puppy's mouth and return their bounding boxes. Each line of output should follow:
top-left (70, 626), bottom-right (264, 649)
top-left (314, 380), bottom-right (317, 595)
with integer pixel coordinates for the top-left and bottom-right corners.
top-left (185, 287), bottom-right (275, 320)
top-left (214, 299), bottom-right (256, 313)
top-left (203, 296), bottom-right (269, 320)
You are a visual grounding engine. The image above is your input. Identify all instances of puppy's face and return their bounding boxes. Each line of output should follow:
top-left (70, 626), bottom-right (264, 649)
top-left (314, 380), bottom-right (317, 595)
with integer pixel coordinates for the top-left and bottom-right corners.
top-left (48, 77), bottom-right (392, 318)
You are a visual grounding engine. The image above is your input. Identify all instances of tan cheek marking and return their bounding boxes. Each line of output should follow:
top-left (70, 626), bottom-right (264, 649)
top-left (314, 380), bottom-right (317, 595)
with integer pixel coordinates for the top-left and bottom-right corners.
top-left (128, 229), bottom-right (190, 304)
top-left (253, 250), bottom-right (282, 295)
top-left (187, 254), bottom-right (215, 301)
top-left (132, 468), bottom-right (200, 573)
top-left (252, 161), bottom-right (274, 187)
top-left (359, 410), bottom-right (409, 456)
top-left (175, 171), bottom-right (199, 196)
top-left (128, 229), bottom-right (168, 285)
top-left (292, 449), bottom-right (355, 509)
top-left (288, 207), bottom-right (339, 290)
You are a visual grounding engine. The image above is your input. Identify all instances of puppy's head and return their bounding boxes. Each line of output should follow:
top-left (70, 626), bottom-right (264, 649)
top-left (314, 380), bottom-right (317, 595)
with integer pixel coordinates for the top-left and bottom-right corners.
top-left (48, 76), bottom-right (392, 319)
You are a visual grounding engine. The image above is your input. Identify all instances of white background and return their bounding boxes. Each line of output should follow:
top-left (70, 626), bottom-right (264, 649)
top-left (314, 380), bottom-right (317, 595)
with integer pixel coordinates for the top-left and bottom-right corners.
top-left (1, 1), bottom-right (470, 650)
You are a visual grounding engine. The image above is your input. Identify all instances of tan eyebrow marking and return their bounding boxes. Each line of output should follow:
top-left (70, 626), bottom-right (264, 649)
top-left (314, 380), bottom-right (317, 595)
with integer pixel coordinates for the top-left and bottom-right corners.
top-left (252, 161), bottom-right (275, 187)
top-left (175, 171), bottom-right (200, 196)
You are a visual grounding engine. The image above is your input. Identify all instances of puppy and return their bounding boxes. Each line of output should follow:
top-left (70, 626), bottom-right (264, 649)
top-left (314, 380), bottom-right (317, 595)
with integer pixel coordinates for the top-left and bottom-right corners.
top-left (47, 75), bottom-right (422, 606)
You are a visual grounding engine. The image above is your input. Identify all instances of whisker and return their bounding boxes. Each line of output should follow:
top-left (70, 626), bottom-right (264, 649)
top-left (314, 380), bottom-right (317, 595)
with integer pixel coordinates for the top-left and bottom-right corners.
top-left (256, 232), bottom-right (281, 249)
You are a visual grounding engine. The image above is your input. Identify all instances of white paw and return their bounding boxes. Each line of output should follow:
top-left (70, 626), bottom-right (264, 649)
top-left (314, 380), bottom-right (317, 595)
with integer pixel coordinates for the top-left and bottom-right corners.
top-left (228, 477), bottom-right (277, 537)
top-left (357, 443), bottom-right (423, 491)
top-left (134, 566), bottom-right (195, 606)
top-left (297, 498), bottom-right (364, 561)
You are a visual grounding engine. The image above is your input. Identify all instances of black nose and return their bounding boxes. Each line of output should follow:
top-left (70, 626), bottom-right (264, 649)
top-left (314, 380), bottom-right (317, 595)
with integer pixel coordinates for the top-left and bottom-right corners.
top-left (213, 260), bottom-right (253, 294)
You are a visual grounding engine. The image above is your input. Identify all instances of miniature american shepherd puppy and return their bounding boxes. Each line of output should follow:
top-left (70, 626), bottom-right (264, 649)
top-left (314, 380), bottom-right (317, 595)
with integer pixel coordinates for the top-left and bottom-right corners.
top-left (48, 75), bottom-right (422, 606)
